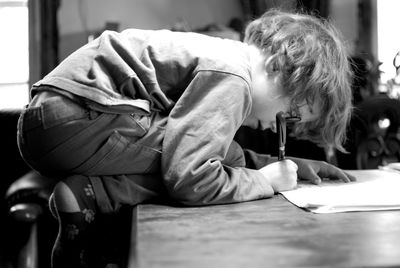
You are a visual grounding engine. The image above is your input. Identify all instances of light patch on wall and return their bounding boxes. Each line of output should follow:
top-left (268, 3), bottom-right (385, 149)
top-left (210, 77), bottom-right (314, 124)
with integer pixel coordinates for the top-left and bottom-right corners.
top-left (377, 0), bottom-right (400, 83)
top-left (0, 0), bottom-right (30, 108)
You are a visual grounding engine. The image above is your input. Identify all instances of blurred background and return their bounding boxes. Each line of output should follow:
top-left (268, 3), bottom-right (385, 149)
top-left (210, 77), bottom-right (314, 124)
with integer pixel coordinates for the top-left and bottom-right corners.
top-left (0, 0), bottom-right (400, 267)
top-left (2, 0), bottom-right (400, 108)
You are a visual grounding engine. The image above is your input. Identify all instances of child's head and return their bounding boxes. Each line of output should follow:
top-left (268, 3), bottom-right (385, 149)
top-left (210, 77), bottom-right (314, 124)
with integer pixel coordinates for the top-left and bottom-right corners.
top-left (244, 9), bottom-right (353, 152)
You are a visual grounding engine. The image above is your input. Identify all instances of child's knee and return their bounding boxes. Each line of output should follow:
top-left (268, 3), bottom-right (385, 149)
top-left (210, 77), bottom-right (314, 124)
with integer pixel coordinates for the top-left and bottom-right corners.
top-left (53, 181), bottom-right (81, 213)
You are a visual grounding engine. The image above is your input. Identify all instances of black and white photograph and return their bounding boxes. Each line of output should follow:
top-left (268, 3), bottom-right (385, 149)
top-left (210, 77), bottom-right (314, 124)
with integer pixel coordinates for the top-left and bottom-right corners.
top-left (1, 0), bottom-right (400, 267)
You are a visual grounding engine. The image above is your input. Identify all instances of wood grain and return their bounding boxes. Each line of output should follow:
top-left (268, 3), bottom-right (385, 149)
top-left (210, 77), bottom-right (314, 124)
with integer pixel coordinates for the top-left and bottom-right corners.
top-left (131, 195), bottom-right (400, 268)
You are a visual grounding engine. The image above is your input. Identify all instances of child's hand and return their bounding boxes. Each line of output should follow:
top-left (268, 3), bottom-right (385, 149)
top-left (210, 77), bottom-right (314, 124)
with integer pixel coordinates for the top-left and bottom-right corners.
top-left (258, 160), bottom-right (298, 193)
top-left (288, 157), bottom-right (356, 184)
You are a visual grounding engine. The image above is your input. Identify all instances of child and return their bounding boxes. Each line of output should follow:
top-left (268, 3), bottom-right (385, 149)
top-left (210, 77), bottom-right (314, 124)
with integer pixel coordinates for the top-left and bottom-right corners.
top-left (17, 9), bottom-right (355, 268)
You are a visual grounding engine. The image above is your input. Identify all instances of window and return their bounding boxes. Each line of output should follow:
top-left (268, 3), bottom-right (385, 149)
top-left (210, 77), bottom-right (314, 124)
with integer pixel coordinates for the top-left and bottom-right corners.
top-left (0, 0), bottom-right (29, 108)
top-left (377, 0), bottom-right (400, 83)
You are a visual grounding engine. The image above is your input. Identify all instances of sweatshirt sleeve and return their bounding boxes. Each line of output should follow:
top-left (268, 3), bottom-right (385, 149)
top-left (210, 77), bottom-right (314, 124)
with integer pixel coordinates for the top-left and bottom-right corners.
top-left (161, 71), bottom-right (274, 206)
top-left (222, 140), bottom-right (274, 170)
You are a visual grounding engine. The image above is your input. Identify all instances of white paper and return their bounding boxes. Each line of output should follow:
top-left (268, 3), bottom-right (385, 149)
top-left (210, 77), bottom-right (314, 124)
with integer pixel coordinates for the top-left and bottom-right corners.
top-left (280, 169), bottom-right (400, 213)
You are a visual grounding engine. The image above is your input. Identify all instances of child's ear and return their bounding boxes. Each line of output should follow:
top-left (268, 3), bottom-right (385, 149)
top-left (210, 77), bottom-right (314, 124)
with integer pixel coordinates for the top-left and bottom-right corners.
top-left (264, 55), bottom-right (279, 74)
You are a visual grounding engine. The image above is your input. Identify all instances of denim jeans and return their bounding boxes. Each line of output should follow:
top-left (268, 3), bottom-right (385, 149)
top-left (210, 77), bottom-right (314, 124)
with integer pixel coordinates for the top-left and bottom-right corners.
top-left (17, 92), bottom-right (168, 213)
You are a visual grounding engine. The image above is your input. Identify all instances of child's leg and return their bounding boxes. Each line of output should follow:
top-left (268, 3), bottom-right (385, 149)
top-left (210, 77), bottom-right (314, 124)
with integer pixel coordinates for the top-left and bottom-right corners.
top-left (51, 176), bottom-right (96, 268)
top-left (18, 90), bottom-right (168, 266)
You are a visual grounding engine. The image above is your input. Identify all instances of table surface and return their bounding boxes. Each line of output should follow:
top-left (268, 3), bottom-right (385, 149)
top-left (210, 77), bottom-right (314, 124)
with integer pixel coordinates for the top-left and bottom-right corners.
top-left (128, 192), bottom-right (400, 268)
top-left (129, 169), bottom-right (400, 268)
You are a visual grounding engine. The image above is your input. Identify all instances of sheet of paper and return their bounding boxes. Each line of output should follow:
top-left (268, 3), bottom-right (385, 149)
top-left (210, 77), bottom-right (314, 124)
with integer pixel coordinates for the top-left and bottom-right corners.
top-left (280, 169), bottom-right (400, 213)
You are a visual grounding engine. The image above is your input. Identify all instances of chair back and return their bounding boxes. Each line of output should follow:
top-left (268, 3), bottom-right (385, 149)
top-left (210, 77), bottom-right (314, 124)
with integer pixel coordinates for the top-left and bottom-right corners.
top-left (351, 96), bottom-right (400, 169)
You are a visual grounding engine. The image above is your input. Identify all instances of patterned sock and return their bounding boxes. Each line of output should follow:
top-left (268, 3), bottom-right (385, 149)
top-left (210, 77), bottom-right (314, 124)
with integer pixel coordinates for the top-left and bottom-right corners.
top-left (51, 176), bottom-right (96, 268)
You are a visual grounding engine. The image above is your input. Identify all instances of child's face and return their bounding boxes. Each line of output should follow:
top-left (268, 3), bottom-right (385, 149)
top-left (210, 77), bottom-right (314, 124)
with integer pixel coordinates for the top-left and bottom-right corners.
top-left (243, 50), bottom-right (319, 132)
top-left (243, 86), bottom-right (318, 132)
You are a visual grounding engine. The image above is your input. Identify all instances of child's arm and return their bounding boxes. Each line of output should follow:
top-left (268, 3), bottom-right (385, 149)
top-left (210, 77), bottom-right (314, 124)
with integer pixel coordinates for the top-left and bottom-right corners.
top-left (226, 145), bottom-right (354, 190)
top-left (223, 141), bottom-right (299, 193)
top-left (161, 71), bottom-right (276, 206)
top-left (236, 145), bottom-right (355, 186)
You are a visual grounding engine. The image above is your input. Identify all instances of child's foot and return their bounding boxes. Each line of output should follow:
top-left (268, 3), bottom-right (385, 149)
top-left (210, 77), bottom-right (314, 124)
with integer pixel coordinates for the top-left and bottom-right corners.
top-left (51, 176), bottom-right (97, 268)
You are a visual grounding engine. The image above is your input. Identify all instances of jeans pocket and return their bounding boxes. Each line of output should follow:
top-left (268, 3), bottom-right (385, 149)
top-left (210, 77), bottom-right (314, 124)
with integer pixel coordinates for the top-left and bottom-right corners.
top-left (41, 96), bottom-right (88, 129)
top-left (72, 130), bottom-right (161, 175)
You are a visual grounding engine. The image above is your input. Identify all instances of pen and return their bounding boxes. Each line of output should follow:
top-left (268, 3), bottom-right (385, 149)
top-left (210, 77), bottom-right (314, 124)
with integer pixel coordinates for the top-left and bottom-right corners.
top-left (276, 111), bottom-right (301, 161)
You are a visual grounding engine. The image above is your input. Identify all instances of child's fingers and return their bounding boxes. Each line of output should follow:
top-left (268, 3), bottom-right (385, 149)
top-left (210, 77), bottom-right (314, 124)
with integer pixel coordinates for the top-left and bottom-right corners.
top-left (344, 172), bottom-right (357, 182)
top-left (307, 168), bottom-right (321, 185)
top-left (282, 159), bottom-right (298, 172)
top-left (322, 164), bottom-right (354, 183)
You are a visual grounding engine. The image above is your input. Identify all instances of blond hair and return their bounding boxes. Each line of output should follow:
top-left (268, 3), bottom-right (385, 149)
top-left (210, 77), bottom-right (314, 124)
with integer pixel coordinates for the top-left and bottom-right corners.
top-left (245, 9), bottom-right (353, 152)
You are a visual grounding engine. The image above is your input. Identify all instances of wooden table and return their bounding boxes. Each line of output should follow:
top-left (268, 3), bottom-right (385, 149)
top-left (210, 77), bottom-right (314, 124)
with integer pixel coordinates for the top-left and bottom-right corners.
top-left (128, 194), bottom-right (400, 268)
